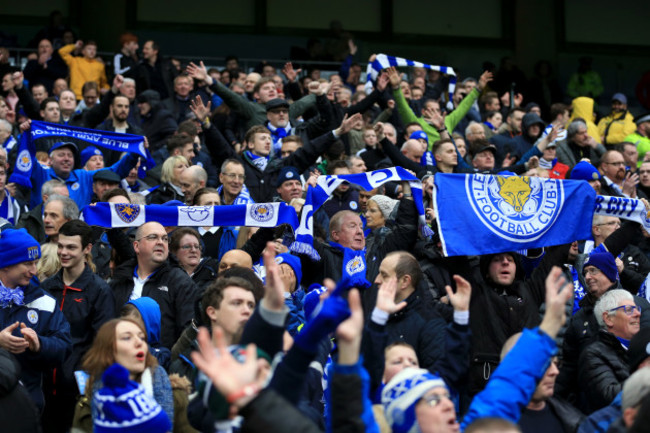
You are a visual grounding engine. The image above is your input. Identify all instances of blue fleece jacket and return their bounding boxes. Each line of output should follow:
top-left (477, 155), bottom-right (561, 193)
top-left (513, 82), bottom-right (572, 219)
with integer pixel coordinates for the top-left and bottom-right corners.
top-left (128, 297), bottom-right (172, 370)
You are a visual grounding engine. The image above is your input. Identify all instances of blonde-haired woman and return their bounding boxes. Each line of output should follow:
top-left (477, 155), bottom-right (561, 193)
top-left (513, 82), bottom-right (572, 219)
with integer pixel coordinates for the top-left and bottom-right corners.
top-left (146, 155), bottom-right (189, 204)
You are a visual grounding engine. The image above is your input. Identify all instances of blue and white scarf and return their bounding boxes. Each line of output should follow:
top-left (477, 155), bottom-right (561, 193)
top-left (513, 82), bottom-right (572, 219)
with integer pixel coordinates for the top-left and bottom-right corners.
top-left (0, 192), bottom-right (17, 225)
top-left (266, 122), bottom-right (292, 155)
top-left (9, 120), bottom-right (154, 188)
top-left (420, 151), bottom-right (435, 167)
top-left (2, 135), bottom-right (17, 152)
top-left (217, 184), bottom-right (255, 205)
top-left (82, 202), bottom-right (298, 229)
top-left (291, 167), bottom-right (433, 260)
top-left (329, 242), bottom-right (371, 293)
top-left (0, 280), bottom-right (23, 308)
top-left (365, 53), bottom-right (457, 103)
top-left (244, 150), bottom-right (269, 172)
top-left (214, 185), bottom-right (256, 260)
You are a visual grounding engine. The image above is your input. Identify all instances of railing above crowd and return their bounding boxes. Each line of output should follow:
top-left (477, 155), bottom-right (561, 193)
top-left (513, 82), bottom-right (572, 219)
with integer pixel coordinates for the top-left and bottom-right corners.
top-left (4, 46), bottom-right (353, 79)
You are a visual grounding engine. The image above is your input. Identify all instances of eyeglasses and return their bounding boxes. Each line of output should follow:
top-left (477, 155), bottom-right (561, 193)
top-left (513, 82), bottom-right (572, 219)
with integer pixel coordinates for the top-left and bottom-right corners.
top-left (596, 221), bottom-right (621, 227)
top-left (584, 267), bottom-right (603, 276)
top-left (222, 173), bottom-right (245, 181)
top-left (269, 109), bottom-right (288, 114)
top-left (137, 234), bottom-right (169, 243)
top-left (608, 305), bottom-right (642, 316)
top-left (420, 392), bottom-right (451, 408)
top-left (180, 244), bottom-right (201, 251)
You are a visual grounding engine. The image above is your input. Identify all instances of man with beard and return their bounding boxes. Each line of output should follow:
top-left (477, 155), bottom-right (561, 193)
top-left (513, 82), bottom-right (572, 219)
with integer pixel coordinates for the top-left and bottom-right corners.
top-left (96, 94), bottom-right (144, 165)
top-left (597, 93), bottom-right (636, 148)
top-left (598, 150), bottom-right (638, 197)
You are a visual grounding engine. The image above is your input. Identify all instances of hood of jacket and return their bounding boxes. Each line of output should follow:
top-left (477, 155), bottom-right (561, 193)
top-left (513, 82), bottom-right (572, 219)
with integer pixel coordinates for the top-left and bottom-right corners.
top-left (522, 112), bottom-right (545, 134)
top-left (570, 97), bottom-right (595, 123)
top-left (479, 252), bottom-right (526, 292)
top-left (136, 89), bottom-right (163, 111)
top-left (127, 296), bottom-right (162, 346)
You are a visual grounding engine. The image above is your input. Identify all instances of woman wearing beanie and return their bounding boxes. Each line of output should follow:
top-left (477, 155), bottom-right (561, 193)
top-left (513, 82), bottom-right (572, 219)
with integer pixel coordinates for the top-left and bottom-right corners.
top-left (78, 318), bottom-right (174, 432)
top-left (365, 194), bottom-right (399, 249)
top-left (362, 182), bottom-right (421, 284)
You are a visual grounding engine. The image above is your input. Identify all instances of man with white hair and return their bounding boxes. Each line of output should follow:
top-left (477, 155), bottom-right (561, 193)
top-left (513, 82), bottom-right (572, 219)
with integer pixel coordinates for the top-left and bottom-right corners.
top-left (579, 289), bottom-right (642, 412)
top-left (0, 119), bottom-right (15, 151)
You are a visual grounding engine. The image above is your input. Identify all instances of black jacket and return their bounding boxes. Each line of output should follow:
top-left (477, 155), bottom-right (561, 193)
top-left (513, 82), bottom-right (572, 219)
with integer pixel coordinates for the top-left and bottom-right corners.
top-left (145, 182), bottom-right (185, 205)
top-left (203, 96), bottom-right (337, 203)
top-left (109, 258), bottom-right (200, 349)
top-left (95, 118), bottom-right (145, 166)
top-left (16, 203), bottom-right (45, 244)
top-left (451, 244), bottom-right (570, 395)
top-left (363, 290), bottom-right (471, 394)
top-left (136, 89), bottom-right (178, 152)
top-left (23, 52), bottom-right (68, 93)
top-left (40, 265), bottom-right (115, 392)
top-left (0, 349), bottom-right (41, 433)
top-left (578, 330), bottom-right (630, 413)
top-left (558, 289), bottom-right (650, 402)
top-left (520, 397), bottom-right (585, 433)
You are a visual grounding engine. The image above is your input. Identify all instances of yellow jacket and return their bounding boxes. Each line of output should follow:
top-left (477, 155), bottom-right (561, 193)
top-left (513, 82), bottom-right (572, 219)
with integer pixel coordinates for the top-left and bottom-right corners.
top-left (570, 97), bottom-right (600, 142)
top-left (597, 111), bottom-right (636, 146)
top-left (58, 44), bottom-right (109, 100)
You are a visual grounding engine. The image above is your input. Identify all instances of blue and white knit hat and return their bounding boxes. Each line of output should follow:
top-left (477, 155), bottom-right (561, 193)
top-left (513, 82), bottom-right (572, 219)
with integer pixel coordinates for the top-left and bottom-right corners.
top-left (382, 368), bottom-right (448, 433)
top-left (93, 363), bottom-right (171, 433)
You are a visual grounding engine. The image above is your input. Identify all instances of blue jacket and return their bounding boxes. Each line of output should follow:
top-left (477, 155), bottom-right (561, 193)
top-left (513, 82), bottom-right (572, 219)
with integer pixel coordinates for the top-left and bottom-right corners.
top-left (40, 265), bottom-right (115, 392)
top-left (127, 297), bottom-right (172, 370)
top-left (30, 151), bottom-right (139, 208)
top-left (0, 282), bottom-right (72, 410)
top-left (577, 392), bottom-right (621, 433)
top-left (461, 327), bottom-right (557, 430)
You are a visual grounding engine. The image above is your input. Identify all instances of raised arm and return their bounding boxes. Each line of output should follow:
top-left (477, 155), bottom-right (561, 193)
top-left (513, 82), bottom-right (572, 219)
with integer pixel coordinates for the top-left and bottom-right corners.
top-left (187, 61), bottom-right (256, 121)
top-left (462, 266), bottom-right (573, 429)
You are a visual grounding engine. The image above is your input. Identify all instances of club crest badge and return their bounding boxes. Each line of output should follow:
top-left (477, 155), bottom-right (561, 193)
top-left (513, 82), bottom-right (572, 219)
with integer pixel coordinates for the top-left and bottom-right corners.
top-left (249, 204), bottom-right (274, 223)
top-left (114, 203), bottom-right (141, 223)
top-left (179, 206), bottom-right (211, 223)
top-left (466, 175), bottom-right (564, 242)
top-left (27, 310), bottom-right (38, 324)
top-left (17, 150), bottom-right (32, 172)
top-left (346, 256), bottom-right (365, 275)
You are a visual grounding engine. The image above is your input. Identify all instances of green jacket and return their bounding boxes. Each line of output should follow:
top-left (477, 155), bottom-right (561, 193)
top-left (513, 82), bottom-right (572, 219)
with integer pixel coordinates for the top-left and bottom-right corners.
top-left (624, 132), bottom-right (650, 167)
top-left (208, 81), bottom-right (316, 129)
top-left (393, 87), bottom-right (480, 150)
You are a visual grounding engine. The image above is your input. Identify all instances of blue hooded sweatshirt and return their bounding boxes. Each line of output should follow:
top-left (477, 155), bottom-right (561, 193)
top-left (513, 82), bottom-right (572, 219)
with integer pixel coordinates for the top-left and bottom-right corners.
top-left (127, 297), bottom-right (172, 370)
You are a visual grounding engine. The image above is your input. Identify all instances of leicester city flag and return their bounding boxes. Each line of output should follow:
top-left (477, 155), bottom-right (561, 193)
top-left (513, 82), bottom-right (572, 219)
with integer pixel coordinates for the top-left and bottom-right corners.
top-left (434, 173), bottom-right (596, 256)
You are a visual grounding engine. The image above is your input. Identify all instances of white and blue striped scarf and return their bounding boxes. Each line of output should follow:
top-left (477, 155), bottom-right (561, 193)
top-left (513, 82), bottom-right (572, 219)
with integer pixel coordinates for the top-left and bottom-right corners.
top-left (291, 167), bottom-right (433, 260)
top-left (217, 184), bottom-right (255, 205)
top-left (245, 151), bottom-right (269, 172)
top-left (82, 202), bottom-right (298, 229)
top-left (365, 53), bottom-right (457, 102)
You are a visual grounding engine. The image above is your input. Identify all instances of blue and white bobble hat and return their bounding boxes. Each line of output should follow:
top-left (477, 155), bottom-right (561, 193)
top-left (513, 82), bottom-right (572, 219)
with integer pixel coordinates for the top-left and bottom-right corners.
top-left (94, 363), bottom-right (171, 433)
top-left (382, 368), bottom-right (448, 433)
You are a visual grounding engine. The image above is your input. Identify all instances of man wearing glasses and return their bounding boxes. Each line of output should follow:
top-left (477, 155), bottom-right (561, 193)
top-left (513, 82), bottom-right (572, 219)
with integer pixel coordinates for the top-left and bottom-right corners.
top-left (598, 150), bottom-right (637, 197)
top-left (579, 289), bottom-right (644, 412)
top-left (218, 159), bottom-right (252, 205)
top-left (558, 252), bottom-right (650, 404)
top-left (110, 221), bottom-right (199, 349)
